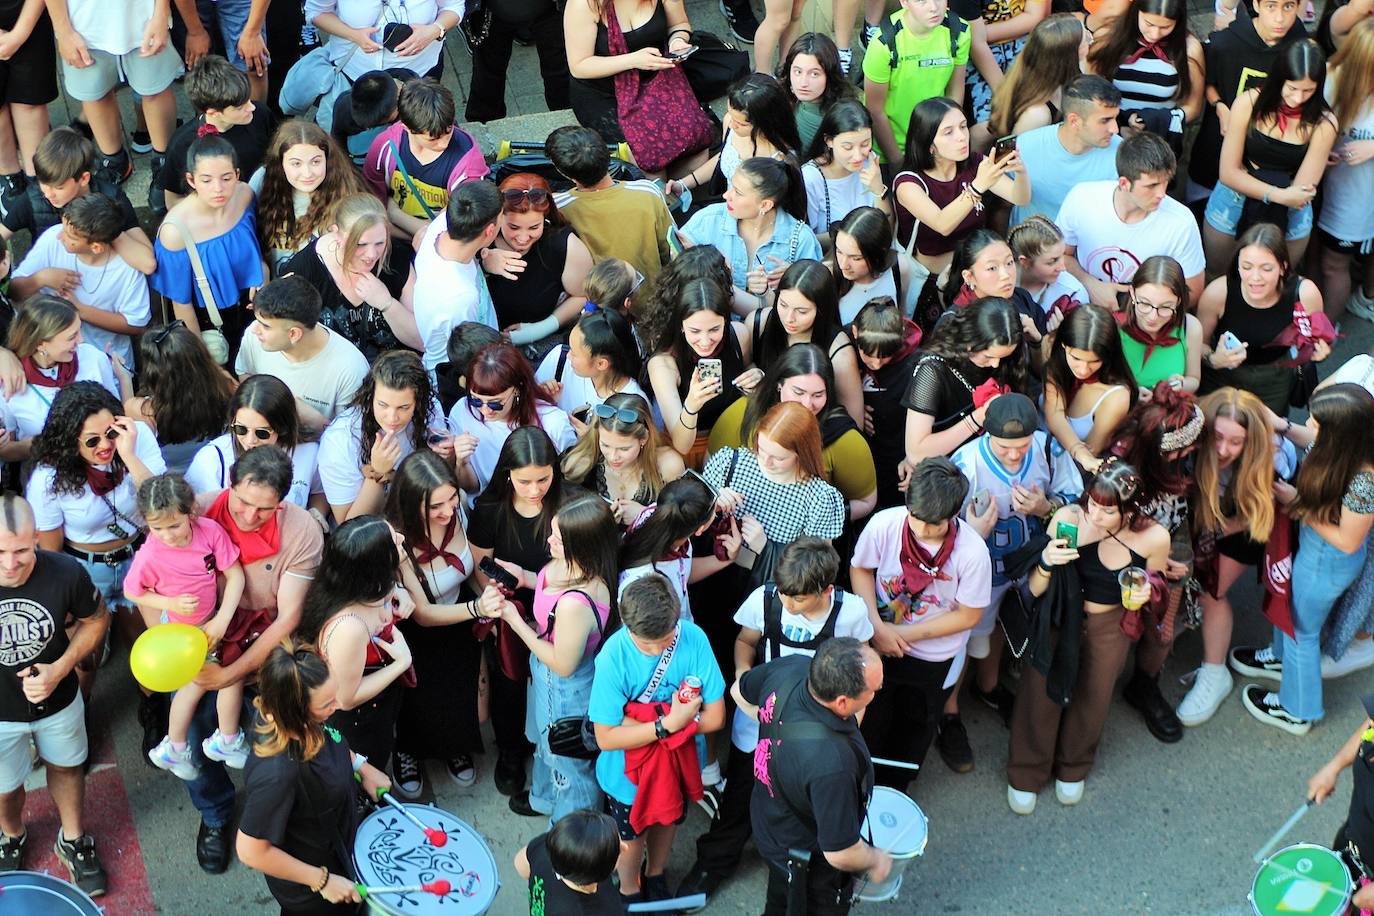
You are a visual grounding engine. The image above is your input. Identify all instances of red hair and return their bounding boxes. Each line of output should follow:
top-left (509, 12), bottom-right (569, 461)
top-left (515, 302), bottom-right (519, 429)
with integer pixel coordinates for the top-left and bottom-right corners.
top-left (466, 343), bottom-right (555, 429)
top-left (1108, 381), bottom-right (1198, 497)
top-left (752, 402), bottom-right (827, 481)
top-left (497, 172), bottom-right (566, 229)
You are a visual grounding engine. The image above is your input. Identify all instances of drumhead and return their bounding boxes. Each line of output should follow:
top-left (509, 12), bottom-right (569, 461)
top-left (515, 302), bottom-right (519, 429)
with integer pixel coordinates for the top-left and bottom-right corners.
top-left (1249, 843), bottom-right (1352, 916)
top-left (354, 804), bottom-right (500, 915)
top-left (0, 870), bottom-right (101, 915)
top-left (862, 786), bottom-right (928, 859)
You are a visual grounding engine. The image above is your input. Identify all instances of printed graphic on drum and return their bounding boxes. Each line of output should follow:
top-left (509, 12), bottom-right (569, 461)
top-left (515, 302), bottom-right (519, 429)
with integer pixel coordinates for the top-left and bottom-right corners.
top-left (857, 785), bottom-right (929, 902)
top-left (1248, 843), bottom-right (1351, 916)
top-left (354, 803), bottom-right (500, 914)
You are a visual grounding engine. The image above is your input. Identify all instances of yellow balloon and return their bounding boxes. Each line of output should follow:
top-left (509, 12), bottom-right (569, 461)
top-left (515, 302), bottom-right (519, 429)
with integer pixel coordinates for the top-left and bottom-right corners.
top-left (130, 624), bottom-right (209, 693)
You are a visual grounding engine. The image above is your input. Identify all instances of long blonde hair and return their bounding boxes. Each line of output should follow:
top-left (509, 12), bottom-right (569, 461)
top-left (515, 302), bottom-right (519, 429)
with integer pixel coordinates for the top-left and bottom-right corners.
top-left (561, 393), bottom-right (667, 494)
top-left (989, 14), bottom-right (1084, 138)
top-left (1328, 18), bottom-right (1374, 132)
top-left (1194, 388), bottom-right (1275, 542)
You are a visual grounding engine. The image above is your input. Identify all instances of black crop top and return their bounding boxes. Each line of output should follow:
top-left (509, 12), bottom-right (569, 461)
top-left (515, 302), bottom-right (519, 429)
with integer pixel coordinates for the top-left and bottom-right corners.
top-left (1245, 128), bottom-right (1307, 177)
top-left (1074, 536), bottom-right (1148, 605)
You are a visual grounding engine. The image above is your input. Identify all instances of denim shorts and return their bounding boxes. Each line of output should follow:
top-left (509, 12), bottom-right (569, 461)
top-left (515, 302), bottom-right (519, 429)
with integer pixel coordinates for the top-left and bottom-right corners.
top-left (62, 45), bottom-right (184, 100)
top-left (1204, 181), bottom-right (1313, 240)
top-left (0, 694), bottom-right (87, 792)
top-left (196, 0), bottom-right (267, 73)
top-left (75, 552), bottom-right (132, 612)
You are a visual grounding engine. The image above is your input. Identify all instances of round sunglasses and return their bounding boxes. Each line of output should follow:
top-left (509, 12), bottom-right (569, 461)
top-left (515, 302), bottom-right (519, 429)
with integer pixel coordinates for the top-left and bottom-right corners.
top-left (231, 423), bottom-right (274, 441)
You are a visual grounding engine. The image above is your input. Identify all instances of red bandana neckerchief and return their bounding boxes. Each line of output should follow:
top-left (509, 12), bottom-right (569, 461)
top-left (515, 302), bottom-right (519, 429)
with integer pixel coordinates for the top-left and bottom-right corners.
top-left (86, 465), bottom-right (123, 497)
top-left (413, 516), bottom-right (466, 573)
top-left (1122, 40), bottom-right (1169, 65)
top-left (23, 355), bottom-right (77, 389)
top-left (1118, 311), bottom-right (1183, 365)
top-left (1276, 103), bottom-right (1305, 136)
top-left (206, 489), bottom-right (281, 565)
top-left (899, 517), bottom-right (959, 597)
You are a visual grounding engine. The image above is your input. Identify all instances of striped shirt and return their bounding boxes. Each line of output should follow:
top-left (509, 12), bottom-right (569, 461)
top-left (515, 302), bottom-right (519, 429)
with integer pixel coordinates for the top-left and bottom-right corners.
top-left (1114, 54), bottom-right (1181, 111)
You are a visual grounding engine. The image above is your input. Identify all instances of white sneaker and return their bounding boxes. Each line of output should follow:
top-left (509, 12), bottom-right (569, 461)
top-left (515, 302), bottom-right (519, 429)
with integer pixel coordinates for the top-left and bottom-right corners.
top-left (148, 737), bottom-right (200, 780)
top-left (1347, 287), bottom-right (1374, 324)
top-left (1007, 785), bottom-right (1037, 815)
top-left (201, 730), bottom-right (248, 769)
top-left (1322, 639), bottom-right (1374, 680)
top-left (1177, 665), bottom-right (1234, 726)
top-left (1055, 780), bottom-right (1085, 806)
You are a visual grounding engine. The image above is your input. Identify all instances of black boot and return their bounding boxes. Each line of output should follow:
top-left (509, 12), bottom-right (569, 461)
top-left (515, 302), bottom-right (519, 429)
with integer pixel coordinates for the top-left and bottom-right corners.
top-left (1123, 670), bottom-right (1183, 743)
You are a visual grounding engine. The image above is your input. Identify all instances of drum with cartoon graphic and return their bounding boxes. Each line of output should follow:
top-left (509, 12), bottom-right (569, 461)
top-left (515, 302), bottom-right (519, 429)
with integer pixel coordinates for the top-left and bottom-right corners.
top-left (354, 803), bottom-right (499, 914)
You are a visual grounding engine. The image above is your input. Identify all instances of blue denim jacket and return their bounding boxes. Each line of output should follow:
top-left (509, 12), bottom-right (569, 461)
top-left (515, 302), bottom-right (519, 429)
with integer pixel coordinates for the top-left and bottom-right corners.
top-left (681, 203), bottom-right (823, 291)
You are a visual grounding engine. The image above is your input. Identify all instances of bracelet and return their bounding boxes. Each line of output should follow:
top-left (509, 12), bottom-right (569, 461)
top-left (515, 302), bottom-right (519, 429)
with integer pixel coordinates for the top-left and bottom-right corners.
top-left (1035, 559), bottom-right (1052, 574)
top-left (311, 866), bottom-right (330, 895)
top-left (668, 27), bottom-right (693, 41)
top-left (350, 752), bottom-right (368, 773)
top-left (374, 297), bottom-right (394, 314)
top-left (434, 22), bottom-right (446, 40)
top-left (1262, 187), bottom-right (1271, 205)
top-left (968, 183), bottom-right (986, 198)
top-left (681, 405), bottom-right (699, 417)
top-left (1283, 418), bottom-right (1292, 435)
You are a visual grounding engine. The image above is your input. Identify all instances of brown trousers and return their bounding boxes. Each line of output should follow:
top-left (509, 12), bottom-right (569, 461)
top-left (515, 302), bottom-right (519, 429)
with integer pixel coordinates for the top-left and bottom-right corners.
top-left (1008, 608), bottom-right (1130, 791)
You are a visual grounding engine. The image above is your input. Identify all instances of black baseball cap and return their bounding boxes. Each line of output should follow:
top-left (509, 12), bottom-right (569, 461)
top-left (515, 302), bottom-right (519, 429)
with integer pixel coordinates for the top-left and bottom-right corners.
top-left (983, 393), bottom-right (1040, 440)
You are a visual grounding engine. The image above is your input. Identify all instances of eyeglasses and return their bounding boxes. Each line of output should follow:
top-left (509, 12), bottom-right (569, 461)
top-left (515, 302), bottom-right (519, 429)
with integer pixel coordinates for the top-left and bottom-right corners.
top-left (149, 319), bottom-right (186, 349)
top-left (82, 428), bottom-right (119, 449)
top-left (501, 187), bottom-right (550, 210)
top-left (593, 403), bottom-right (642, 425)
top-left (468, 393), bottom-right (510, 412)
top-left (1134, 298), bottom-right (1177, 318)
top-left (231, 423), bottom-right (274, 441)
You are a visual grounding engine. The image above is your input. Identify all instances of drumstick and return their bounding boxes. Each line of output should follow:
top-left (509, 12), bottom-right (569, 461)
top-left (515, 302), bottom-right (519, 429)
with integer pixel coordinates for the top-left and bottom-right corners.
top-left (377, 789), bottom-right (449, 848)
top-left (871, 756), bottom-right (921, 772)
top-left (1253, 800), bottom-right (1315, 864)
top-left (357, 879), bottom-right (452, 899)
top-left (627, 894), bottom-right (707, 913)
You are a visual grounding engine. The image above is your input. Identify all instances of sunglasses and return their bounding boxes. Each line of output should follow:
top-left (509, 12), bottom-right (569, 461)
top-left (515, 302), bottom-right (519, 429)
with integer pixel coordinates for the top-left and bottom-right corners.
top-left (469, 393), bottom-right (510, 412)
top-left (82, 428), bottom-right (119, 449)
top-left (232, 423), bottom-right (274, 441)
top-left (593, 403), bottom-right (641, 425)
top-left (501, 187), bottom-right (550, 210)
top-left (149, 319), bottom-right (187, 348)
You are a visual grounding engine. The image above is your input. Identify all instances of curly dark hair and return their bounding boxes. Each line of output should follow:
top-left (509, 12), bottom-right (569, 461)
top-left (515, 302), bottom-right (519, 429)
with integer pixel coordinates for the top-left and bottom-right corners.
top-left (32, 381), bottom-right (126, 496)
top-left (137, 322), bottom-right (234, 445)
top-left (641, 246), bottom-right (733, 357)
top-left (347, 350), bottom-right (435, 469)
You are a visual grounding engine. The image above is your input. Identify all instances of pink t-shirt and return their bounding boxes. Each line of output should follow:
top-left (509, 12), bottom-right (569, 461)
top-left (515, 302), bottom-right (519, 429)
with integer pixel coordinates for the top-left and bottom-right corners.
top-left (125, 516), bottom-right (241, 625)
top-left (851, 509), bottom-right (993, 662)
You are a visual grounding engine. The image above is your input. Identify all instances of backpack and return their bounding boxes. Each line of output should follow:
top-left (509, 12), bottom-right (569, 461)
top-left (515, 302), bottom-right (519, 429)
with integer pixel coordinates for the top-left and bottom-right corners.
top-left (878, 10), bottom-right (967, 70)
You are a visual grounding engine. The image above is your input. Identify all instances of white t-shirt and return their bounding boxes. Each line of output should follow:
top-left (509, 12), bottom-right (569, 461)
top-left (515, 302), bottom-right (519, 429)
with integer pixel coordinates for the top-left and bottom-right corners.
top-left (447, 399), bottom-right (577, 498)
top-left (850, 511), bottom-right (992, 662)
top-left (619, 554), bottom-right (694, 622)
top-left (13, 227), bottom-right (150, 367)
top-left (836, 254), bottom-right (924, 324)
top-left (535, 346), bottom-right (649, 416)
top-left (729, 585), bottom-right (873, 752)
top-left (802, 163), bottom-right (881, 236)
top-left (413, 212), bottom-right (497, 375)
top-left (8, 344), bottom-right (119, 441)
top-left (1057, 180), bottom-right (1205, 285)
top-left (317, 404), bottom-right (442, 507)
top-left (184, 434), bottom-right (323, 508)
top-left (1319, 77), bottom-right (1374, 244)
top-left (234, 327), bottom-right (369, 425)
top-left (68, 0), bottom-right (159, 55)
top-left (27, 420), bottom-right (166, 542)
top-left (1026, 271), bottom-right (1090, 316)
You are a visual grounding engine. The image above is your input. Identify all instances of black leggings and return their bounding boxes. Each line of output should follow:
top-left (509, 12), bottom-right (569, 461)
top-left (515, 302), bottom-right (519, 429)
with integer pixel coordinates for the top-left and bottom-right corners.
top-left (860, 654), bottom-right (954, 788)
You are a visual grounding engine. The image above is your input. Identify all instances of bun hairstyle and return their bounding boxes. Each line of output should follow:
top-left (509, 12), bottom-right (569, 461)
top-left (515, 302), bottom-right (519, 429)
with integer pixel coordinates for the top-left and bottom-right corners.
top-left (1108, 381), bottom-right (1201, 500)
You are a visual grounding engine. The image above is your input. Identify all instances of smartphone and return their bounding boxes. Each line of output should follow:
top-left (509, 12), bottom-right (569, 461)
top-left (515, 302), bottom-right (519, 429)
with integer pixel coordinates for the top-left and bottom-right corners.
top-left (382, 22), bottom-right (413, 51)
top-left (1055, 521), bottom-right (1079, 550)
top-left (478, 556), bottom-right (520, 594)
top-left (698, 358), bottom-right (722, 383)
top-left (971, 489), bottom-right (991, 516)
top-left (992, 134), bottom-right (1017, 160)
top-left (1219, 330), bottom-right (1243, 351)
top-left (667, 45), bottom-right (699, 62)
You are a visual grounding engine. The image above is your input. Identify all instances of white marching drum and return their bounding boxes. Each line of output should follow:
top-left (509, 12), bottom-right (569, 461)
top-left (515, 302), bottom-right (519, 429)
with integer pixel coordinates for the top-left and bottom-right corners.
top-left (856, 786), bottom-right (929, 903)
top-left (354, 803), bottom-right (500, 914)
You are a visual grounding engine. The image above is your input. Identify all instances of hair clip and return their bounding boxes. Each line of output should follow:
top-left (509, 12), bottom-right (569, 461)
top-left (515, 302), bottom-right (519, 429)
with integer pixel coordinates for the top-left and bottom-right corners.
top-left (582, 301), bottom-right (600, 313)
top-left (196, 123), bottom-right (220, 138)
top-left (1159, 405), bottom-right (1204, 452)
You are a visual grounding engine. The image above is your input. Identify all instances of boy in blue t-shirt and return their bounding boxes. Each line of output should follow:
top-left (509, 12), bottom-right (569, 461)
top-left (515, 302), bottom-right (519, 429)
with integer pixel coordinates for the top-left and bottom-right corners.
top-left (588, 573), bottom-right (726, 907)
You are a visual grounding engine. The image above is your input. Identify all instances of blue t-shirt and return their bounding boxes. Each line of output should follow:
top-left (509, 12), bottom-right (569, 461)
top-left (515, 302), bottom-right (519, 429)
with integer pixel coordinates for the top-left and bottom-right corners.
top-left (588, 621), bottom-right (727, 805)
top-left (1010, 125), bottom-right (1121, 227)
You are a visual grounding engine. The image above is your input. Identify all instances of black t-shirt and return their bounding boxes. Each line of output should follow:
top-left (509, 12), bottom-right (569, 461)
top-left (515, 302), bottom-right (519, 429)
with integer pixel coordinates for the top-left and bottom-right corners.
top-left (866, 348), bottom-right (922, 509)
top-left (488, 228), bottom-right (573, 329)
top-left (524, 833), bottom-right (625, 915)
top-left (2, 180), bottom-right (139, 237)
top-left (468, 503), bottom-right (553, 612)
top-left (740, 655), bottom-right (873, 871)
top-left (239, 724), bottom-right (358, 908)
top-left (158, 105), bottom-right (275, 196)
top-left (900, 353), bottom-right (994, 433)
top-left (281, 241), bottom-right (410, 362)
top-left (0, 551), bottom-right (100, 722)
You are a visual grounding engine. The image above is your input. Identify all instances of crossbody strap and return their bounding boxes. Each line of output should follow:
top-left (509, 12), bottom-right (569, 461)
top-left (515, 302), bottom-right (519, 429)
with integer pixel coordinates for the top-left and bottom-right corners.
top-left (635, 626), bottom-right (679, 704)
top-left (387, 140), bottom-right (437, 220)
top-left (162, 215), bottom-right (224, 329)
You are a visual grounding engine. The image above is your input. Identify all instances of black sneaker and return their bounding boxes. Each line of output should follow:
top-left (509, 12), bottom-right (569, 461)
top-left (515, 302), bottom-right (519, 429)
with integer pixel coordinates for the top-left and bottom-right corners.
top-left (130, 129), bottom-right (153, 154)
top-left (392, 751), bottom-right (423, 799)
top-left (494, 754), bottom-right (525, 796)
top-left (54, 833), bottom-right (107, 897)
top-left (147, 153), bottom-right (167, 215)
top-left (696, 780), bottom-right (724, 818)
top-left (0, 171), bottom-right (24, 220)
top-left (643, 873), bottom-right (672, 902)
top-left (1230, 646), bottom-right (1284, 683)
top-left (969, 681), bottom-right (1015, 727)
top-left (94, 150), bottom-right (132, 185)
top-left (445, 753), bottom-right (476, 788)
top-left (1242, 685), bottom-right (1312, 736)
top-left (675, 863), bottom-right (721, 912)
top-left (936, 714), bottom-right (974, 773)
top-left (0, 831), bottom-right (25, 872)
top-left (717, 0), bottom-right (759, 44)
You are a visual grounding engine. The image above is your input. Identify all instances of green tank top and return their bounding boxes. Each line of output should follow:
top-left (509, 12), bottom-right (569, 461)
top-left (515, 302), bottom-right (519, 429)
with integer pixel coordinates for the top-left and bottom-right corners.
top-left (795, 101), bottom-right (824, 153)
top-left (1119, 325), bottom-right (1186, 392)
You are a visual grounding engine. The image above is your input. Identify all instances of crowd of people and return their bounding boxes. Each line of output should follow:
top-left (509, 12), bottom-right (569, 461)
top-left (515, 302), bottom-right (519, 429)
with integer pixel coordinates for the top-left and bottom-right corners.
top-left (2, 0), bottom-right (1374, 913)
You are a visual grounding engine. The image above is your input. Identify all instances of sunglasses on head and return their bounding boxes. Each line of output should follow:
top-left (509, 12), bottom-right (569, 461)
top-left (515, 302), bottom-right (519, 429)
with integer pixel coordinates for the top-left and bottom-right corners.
top-left (149, 319), bottom-right (187, 348)
top-left (468, 393), bottom-right (509, 412)
top-left (593, 403), bottom-right (641, 425)
top-left (502, 187), bottom-right (550, 210)
top-left (82, 428), bottom-right (119, 450)
top-left (232, 423), bottom-right (274, 441)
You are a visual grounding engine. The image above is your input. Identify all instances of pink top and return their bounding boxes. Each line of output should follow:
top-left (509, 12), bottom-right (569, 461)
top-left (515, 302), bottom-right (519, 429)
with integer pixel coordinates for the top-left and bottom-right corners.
top-left (533, 568), bottom-right (611, 659)
top-left (125, 516), bottom-right (241, 625)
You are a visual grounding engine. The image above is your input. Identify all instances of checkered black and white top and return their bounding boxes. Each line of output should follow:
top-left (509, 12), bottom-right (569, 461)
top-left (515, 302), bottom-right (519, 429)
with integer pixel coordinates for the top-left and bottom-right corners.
top-left (703, 447), bottom-right (846, 544)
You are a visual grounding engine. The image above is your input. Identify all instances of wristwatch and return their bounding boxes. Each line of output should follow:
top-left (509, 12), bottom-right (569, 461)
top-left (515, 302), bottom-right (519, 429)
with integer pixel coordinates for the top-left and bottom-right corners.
top-left (654, 717), bottom-right (670, 740)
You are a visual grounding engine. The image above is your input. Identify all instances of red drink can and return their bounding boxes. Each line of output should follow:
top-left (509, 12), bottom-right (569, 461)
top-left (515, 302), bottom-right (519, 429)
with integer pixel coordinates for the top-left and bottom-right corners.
top-left (678, 676), bottom-right (702, 704)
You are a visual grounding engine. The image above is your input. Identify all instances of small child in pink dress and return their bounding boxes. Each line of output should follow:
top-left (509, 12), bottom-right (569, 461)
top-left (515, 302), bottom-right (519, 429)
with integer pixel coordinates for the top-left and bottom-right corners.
top-left (124, 474), bottom-right (245, 780)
